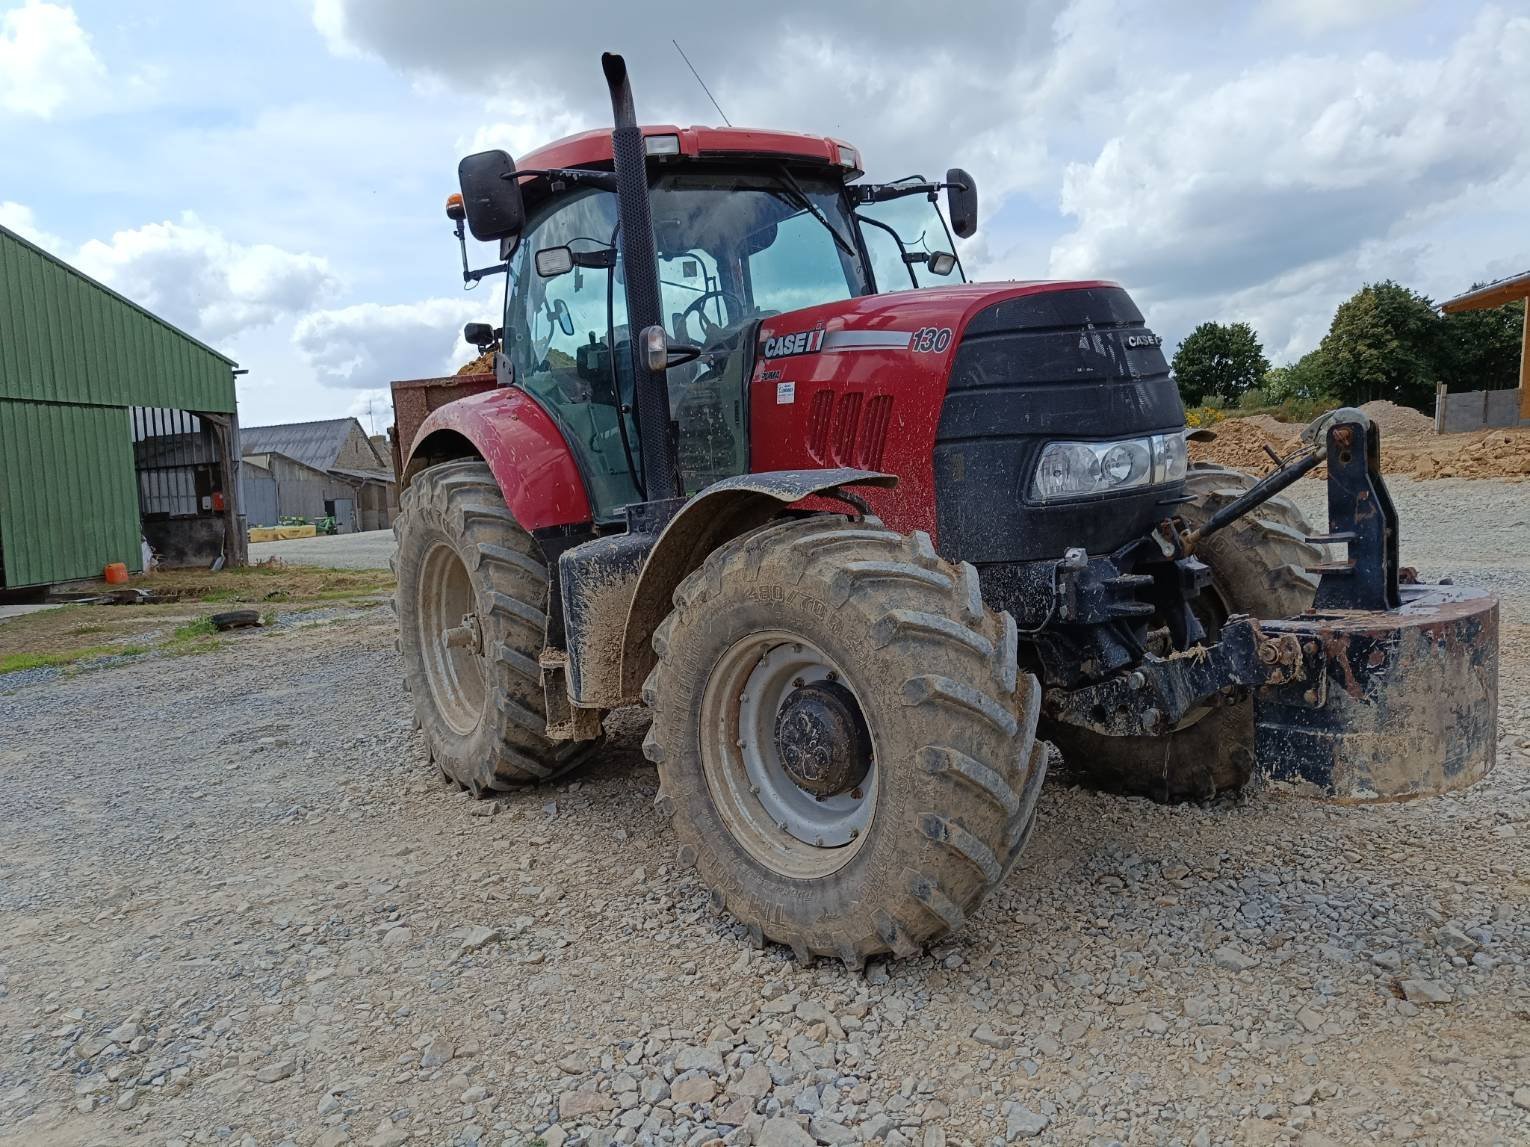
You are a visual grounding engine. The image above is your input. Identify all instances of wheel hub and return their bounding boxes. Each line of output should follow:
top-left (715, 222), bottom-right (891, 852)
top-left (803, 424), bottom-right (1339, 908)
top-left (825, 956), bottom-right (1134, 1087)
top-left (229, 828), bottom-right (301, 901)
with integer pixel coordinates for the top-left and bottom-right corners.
top-left (731, 640), bottom-right (876, 851)
top-left (773, 680), bottom-right (872, 798)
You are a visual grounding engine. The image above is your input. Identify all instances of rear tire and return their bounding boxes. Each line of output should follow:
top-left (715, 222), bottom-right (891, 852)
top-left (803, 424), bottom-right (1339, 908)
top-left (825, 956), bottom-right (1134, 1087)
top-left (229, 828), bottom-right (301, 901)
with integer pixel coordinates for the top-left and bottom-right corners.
top-left (1047, 464), bottom-right (1321, 801)
top-left (644, 515), bottom-right (1046, 965)
top-left (395, 459), bottom-right (599, 792)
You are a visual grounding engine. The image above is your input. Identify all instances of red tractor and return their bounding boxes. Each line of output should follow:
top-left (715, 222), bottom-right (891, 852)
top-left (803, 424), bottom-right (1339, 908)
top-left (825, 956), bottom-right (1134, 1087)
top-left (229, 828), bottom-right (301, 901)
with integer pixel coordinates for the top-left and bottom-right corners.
top-left (391, 54), bottom-right (1498, 966)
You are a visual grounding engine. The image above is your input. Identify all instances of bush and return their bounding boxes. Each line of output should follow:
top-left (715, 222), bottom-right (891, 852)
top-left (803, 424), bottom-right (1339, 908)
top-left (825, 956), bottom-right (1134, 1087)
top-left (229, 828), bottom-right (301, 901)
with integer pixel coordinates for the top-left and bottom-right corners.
top-left (1184, 405), bottom-right (1227, 428)
top-left (1200, 394), bottom-right (1226, 411)
top-left (1237, 388), bottom-right (1268, 410)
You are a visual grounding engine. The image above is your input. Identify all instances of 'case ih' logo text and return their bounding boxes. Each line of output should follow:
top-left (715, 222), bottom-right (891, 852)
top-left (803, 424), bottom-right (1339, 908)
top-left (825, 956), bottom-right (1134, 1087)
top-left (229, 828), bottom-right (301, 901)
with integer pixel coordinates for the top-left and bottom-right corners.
top-left (763, 329), bottom-right (825, 358)
top-left (1126, 333), bottom-right (1162, 348)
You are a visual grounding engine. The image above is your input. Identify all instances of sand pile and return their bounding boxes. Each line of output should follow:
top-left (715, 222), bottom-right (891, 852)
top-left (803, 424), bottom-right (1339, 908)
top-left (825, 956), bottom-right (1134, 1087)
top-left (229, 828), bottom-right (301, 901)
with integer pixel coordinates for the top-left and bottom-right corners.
top-left (1191, 400), bottom-right (1530, 481)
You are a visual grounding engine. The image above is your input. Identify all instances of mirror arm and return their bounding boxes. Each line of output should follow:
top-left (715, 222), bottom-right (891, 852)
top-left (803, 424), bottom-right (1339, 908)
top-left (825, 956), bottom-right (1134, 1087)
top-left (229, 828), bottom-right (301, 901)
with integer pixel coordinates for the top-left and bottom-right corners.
top-left (453, 217), bottom-right (510, 287)
top-left (852, 181), bottom-right (941, 204)
top-left (509, 167), bottom-right (620, 193)
top-left (464, 260), bottom-right (510, 285)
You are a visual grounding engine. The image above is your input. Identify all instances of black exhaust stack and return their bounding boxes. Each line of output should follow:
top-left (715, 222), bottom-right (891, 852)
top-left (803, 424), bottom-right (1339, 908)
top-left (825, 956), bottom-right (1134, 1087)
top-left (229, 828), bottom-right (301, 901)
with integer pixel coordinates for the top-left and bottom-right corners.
top-left (602, 52), bottom-right (679, 502)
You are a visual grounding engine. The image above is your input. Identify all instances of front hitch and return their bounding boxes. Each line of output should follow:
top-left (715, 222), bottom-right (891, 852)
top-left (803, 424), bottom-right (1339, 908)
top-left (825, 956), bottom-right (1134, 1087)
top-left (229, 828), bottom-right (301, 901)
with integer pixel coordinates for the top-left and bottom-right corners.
top-left (1048, 408), bottom-right (1500, 801)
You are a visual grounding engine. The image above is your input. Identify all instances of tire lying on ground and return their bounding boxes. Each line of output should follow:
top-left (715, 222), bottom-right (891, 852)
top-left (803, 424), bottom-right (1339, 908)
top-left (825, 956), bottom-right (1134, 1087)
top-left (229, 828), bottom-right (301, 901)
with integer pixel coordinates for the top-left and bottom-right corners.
top-left (210, 608), bottom-right (261, 631)
top-left (1046, 463), bottom-right (1322, 802)
top-left (394, 458), bottom-right (599, 793)
top-left (643, 514), bottom-right (1047, 966)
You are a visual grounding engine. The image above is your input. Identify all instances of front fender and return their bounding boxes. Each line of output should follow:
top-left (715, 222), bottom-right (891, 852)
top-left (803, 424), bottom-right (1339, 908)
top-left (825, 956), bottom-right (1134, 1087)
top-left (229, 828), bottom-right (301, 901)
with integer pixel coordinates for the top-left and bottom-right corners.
top-left (402, 388), bottom-right (592, 532)
top-left (617, 468), bottom-right (896, 700)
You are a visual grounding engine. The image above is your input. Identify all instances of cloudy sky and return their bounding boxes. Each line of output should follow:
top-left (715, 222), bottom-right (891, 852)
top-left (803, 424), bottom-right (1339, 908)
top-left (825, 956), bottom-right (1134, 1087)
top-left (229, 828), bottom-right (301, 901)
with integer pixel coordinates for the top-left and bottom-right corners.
top-left (3, 0), bottom-right (1527, 429)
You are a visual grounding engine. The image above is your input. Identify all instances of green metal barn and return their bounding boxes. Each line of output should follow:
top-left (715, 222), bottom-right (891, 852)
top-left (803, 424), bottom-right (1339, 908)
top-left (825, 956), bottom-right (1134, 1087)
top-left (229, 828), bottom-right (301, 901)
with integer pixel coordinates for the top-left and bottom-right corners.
top-left (0, 224), bottom-right (245, 589)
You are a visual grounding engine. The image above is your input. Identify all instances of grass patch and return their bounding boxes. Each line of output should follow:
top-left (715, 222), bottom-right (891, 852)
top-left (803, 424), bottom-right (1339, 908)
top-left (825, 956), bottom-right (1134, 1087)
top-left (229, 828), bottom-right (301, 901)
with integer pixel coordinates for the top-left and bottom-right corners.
top-left (3, 561), bottom-right (394, 677)
top-left (0, 643), bottom-right (148, 674)
top-left (169, 617), bottom-right (217, 643)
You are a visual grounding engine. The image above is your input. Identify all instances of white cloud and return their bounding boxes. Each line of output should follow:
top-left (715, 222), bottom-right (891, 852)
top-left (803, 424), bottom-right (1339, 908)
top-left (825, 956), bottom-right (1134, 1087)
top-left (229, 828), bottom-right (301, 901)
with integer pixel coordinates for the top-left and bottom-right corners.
top-left (1258, 0), bottom-right (1423, 36)
top-left (1048, 8), bottom-right (1530, 358)
top-left (0, 1), bottom-right (106, 118)
top-left (313, 0), bottom-right (1075, 205)
top-left (292, 297), bottom-right (487, 389)
top-left (466, 94), bottom-right (589, 159)
top-left (0, 200), bottom-right (63, 251)
top-left (74, 213), bottom-right (340, 344)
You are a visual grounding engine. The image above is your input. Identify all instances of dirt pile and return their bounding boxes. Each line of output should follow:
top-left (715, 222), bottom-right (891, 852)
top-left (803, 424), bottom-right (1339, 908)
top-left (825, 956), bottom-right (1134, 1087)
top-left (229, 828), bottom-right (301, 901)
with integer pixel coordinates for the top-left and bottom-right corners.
top-left (1189, 418), bottom-right (1290, 471)
top-left (457, 349), bottom-right (495, 375)
top-left (1191, 400), bottom-right (1530, 481)
top-left (1355, 399), bottom-right (1435, 440)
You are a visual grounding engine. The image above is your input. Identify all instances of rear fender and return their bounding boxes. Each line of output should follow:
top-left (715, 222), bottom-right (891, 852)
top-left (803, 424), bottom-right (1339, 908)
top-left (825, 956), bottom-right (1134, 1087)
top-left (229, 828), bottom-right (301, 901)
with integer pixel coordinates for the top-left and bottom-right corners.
top-left (615, 468), bottom-right (895, 701)
top-left (400, 388), bottom-right (592, 531)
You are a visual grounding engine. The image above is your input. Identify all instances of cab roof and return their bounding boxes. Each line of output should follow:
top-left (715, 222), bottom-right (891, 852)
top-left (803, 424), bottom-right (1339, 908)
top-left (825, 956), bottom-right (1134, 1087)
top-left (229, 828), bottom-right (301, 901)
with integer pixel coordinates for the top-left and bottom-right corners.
top-left (520, 124), bottom-right (862, 178)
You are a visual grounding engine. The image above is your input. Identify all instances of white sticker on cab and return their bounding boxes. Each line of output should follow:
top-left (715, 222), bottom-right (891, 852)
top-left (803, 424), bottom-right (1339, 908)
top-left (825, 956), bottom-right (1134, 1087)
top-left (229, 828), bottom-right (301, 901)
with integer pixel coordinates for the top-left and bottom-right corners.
top-left (776, 381), bottom-right (795, 405)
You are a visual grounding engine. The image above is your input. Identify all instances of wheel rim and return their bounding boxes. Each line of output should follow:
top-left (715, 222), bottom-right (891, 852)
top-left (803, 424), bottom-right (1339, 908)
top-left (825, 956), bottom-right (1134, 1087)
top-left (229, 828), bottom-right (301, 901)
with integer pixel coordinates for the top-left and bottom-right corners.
top-left (417, 541), bottom-right (487, 736)
top-left (699, 631), bottom-right (878, 879)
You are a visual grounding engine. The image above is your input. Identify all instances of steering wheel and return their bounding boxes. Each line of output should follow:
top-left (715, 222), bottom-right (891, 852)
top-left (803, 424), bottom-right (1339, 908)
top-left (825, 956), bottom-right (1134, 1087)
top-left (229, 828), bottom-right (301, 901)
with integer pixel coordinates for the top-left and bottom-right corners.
top-left (680, 289), bottom-right (746, 344)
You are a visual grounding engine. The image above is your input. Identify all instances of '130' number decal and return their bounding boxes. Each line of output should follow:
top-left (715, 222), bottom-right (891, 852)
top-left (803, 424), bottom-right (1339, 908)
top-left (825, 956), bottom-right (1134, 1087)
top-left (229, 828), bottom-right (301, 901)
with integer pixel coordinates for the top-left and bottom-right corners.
top-left (911, 326), bottom-right (953, 353)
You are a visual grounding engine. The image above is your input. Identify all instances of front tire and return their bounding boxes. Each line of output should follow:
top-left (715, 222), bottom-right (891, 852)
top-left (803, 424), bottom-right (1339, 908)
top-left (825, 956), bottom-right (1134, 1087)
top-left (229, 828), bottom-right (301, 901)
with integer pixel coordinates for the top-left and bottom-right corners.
top-left (1047, 464), bottom-right (1321, 801)
top-left (395, 459), bottom-right (598, 792)
top-left (643, 516), bottom-right (1046, 966)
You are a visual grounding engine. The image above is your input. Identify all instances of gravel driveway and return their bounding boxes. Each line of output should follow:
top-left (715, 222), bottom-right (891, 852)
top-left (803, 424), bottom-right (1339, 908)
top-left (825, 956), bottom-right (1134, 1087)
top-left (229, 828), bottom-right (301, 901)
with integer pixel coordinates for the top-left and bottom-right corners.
top-left (251, 530), bottom-right (395, 570)
top-left (1, 481), bottom-right (1527, 1146)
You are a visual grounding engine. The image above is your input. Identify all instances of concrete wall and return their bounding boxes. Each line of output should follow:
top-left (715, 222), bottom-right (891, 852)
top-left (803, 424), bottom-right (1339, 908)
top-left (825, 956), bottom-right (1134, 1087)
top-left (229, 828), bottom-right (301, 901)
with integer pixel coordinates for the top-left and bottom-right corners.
top-left (1436, 387), bottom-right (1530, 434)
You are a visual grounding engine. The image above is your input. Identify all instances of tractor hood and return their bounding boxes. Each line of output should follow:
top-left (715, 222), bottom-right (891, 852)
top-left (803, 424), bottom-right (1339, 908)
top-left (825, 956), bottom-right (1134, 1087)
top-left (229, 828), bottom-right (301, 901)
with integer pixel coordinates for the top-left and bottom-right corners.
top-left (747, 279), bottom-right (1187, 560)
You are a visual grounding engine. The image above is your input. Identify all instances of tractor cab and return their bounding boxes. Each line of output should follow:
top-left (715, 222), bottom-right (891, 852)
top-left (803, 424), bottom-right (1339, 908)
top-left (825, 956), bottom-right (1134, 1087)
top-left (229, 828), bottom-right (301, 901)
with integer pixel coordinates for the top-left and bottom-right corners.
top-left (450, 124), bottom-right (975, 518)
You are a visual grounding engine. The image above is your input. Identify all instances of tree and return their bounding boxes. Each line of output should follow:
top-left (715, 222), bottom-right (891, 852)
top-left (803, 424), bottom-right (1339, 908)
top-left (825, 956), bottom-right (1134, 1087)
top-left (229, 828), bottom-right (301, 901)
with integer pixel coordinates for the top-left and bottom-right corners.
top-left (1171, 321), bottom-right (1270, 406)
top-left (1440, 289), bottom-right (1525, 391)
top-left (1263, 351), bottom-right (1334, 404)
top-left (1317, 280), bottom-right (1443, 411)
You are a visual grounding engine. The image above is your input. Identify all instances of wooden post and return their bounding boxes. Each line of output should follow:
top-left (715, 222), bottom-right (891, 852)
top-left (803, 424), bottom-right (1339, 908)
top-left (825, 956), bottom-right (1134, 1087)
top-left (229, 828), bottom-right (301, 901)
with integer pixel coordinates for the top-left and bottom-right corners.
top-left (1520, 297), bottom-right (1530, 422)
top-left (1435, 382), bottom-right (1447, 433)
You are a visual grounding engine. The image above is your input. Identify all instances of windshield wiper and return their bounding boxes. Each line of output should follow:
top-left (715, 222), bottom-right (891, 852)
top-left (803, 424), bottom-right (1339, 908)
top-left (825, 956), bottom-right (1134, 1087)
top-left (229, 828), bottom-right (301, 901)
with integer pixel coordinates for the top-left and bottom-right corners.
top-left (772, 165), bottom-right (857, 258)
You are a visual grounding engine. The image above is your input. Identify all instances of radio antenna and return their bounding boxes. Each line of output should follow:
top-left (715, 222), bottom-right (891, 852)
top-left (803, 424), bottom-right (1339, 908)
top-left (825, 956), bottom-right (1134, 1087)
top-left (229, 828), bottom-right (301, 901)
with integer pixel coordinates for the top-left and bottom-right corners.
top-left (672, 39), bottom-right (731, 126)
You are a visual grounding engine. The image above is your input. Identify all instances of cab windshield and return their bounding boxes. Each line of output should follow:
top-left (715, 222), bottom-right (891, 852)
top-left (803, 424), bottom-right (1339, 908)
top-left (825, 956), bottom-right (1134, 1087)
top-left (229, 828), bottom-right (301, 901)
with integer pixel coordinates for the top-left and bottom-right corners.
top-left (650, 168), bottom-right (869, 345)
top-left (855, 179), bottom-right (966, 293)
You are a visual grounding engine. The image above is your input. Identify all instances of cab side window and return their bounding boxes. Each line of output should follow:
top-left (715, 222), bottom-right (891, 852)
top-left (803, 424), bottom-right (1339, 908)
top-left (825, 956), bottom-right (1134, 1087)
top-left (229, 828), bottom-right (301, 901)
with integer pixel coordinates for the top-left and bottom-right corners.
top-left (505, 191), bottom-right (641, 518)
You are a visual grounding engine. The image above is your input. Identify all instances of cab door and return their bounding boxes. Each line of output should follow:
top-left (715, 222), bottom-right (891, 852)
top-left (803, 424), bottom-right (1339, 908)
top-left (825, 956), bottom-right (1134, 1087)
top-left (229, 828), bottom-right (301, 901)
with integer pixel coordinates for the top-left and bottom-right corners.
top-left (505, 190), bottom-right (641, 521)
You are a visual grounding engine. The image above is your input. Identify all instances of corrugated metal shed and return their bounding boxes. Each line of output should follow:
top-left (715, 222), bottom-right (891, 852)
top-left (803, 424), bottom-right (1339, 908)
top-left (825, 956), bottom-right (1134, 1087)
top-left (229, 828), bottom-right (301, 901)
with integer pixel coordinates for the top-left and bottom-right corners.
top-left (0, 225), bottom-right (236, 412)
top-left (0, 224), bottom-right (240, 587)
top-left (240, 418), bottom-right (364, 472)
top-left (0, 399), bottom-right (140, 587)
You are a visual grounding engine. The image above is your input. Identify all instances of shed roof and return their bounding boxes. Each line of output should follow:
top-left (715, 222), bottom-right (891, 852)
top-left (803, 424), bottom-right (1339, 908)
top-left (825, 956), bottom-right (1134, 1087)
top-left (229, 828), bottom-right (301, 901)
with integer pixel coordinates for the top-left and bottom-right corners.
top-left (330, 466), bottom-right (394, 484)
top-left (241, 417), bottom-right (380, 473)
top-left (0, 223), bottom-right (238, 412)
top-left (1440, 271), bottom-right (1530, 313)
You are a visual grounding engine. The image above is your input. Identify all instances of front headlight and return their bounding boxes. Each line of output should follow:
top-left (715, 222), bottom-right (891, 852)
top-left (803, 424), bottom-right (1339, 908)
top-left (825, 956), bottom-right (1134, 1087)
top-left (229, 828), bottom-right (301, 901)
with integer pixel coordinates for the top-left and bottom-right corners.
top-left (1031, 432), bottom-right (1188, 502)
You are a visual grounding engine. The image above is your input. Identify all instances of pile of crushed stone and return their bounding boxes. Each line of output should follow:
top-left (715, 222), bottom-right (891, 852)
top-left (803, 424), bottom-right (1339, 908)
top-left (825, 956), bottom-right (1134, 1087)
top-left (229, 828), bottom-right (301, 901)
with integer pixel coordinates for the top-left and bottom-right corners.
top-left (1190, 400), bottom-right (1530, 481)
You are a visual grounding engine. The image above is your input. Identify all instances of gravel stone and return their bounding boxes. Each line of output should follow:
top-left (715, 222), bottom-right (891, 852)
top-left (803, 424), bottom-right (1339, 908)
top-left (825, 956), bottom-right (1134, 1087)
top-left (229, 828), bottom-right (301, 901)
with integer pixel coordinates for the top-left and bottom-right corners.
top-left (0, 477), bottom-right (1525, 1144)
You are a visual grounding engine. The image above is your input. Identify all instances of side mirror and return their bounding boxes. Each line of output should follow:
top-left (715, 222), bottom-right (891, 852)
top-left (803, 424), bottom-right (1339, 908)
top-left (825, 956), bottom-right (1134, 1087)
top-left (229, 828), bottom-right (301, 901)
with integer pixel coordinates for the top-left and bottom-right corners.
top-left (463, 322), bottom-right (495, 349)
top-left (945, 167), bottom-right (978, 239)
top-left (457, 150), bottom-right (524, 242)
top-left (927, 251), bottom-right (958, 276)
top-left (536, 246), bottom-right (574, 277)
